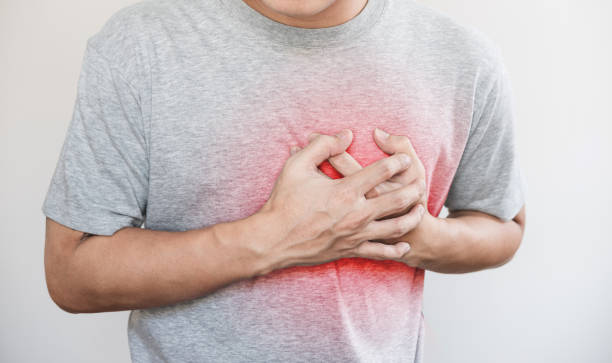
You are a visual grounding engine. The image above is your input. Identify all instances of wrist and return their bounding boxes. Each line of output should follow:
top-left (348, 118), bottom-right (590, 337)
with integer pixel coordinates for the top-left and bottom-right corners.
top-left (211, 210), bottom-right (287, 279)
top-left (404, 211), bottom-right (446, 270)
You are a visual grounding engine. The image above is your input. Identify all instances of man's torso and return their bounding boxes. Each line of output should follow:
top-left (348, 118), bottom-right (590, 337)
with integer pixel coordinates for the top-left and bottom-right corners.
top-left (91, 0), bottom-right (499, 361)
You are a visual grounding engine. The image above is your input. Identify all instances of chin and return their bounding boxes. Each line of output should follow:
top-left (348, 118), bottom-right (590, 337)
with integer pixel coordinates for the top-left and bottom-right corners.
top-left (259, 0), bottom-right (338, 18)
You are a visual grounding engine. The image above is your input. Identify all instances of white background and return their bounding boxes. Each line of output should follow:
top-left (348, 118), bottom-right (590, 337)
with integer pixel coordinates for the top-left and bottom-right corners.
top-left (1, 0), bottom-right (610, 362)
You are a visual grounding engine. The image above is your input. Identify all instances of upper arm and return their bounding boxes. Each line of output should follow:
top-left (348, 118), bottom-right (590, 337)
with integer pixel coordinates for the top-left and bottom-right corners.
top-left (45, 217), bottom-right (94, 255)
top-left (44, 217), bottom-right (92, 311)
top-left (447, 203), bottom-right (527, 237)
top-left (41, 8), bottom-right (150, 312)
top-left (40, 40), bottom-right (149, 238)
top-left (444, 48), bottom-right (527, 223)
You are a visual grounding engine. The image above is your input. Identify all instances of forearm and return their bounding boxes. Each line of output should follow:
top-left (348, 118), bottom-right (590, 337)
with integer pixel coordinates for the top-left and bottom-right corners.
top-left (407, 211), bottom-right (523, 273)
top-left (47, 213), bottom-right (271, 313)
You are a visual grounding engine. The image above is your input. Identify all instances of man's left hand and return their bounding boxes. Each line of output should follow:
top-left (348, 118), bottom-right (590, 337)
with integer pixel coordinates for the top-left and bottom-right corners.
top-left (291, 128), bottom-right (441, 268)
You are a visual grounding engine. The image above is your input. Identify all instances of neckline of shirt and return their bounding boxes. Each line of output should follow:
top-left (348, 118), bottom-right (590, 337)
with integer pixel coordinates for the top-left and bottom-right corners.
top-left (217, 0), bottom-right (388, 49)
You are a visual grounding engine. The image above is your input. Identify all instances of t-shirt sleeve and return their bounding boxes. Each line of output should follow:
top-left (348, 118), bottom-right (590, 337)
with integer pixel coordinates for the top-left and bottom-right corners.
top-left (443, 52), bottom-right (527, 222)
top-left (41, 40), bottom-right (149, 236)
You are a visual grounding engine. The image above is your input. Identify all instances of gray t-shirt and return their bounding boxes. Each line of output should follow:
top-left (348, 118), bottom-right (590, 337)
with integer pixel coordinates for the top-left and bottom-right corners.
top-left (41, 0), bottom-right (527, 361)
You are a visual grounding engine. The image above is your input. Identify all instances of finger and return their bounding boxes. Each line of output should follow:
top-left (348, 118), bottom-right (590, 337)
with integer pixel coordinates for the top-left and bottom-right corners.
top-left (351, 240), bottom-right (412, 261)
top-left (307, 132), bottom-right (321, 143)
top-left (373, 127), bottom-right (417, 156)
top-left (328, 151), bottom-right (362, 176)
top-left (365, 179), bottom-right (426, 220)
top-left (297, 129), bottom-right (353, 168)
top-left (342, 152), bottom-right (412, 195)
top-left (371, 128), bottom-right (424, 196)
top-left (358, 203), bottom-right (425, 243)
top-left (328, 150), bottom-right (410, 199)
top-left (328, 151), bottom-right (395, 199)
top-left (291, 144), bottom-right (332, 177)
top-left (364, 180), bottom-right (403, 199)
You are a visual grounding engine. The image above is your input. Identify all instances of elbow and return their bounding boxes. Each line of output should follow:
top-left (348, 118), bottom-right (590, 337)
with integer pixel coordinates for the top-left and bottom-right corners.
top-left (46, 278), bottom-right (83, 314)
top-left (504, 207), bottom-right (527, 264)
top-left (45, 268), bottom-right (100, 314)
top-left (44, 219), bottom-right (107, 313)
top-left (492, 218), bottom-right (525, 268)
top-left (495, 237), bottom-right (522, 268)
top-left (51, 298), bottom-right (82, 315)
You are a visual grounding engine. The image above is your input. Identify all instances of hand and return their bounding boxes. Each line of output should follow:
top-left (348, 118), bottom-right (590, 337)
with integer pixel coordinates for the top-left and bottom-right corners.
top-left (293, 128), bottom-right (435, 268)
top-left (255, 129), bottom-right (426, 274)
top-left (306, 128), bottom-right (428, 209)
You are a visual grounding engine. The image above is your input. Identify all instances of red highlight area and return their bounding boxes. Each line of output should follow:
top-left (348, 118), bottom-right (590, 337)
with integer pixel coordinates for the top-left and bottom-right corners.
top-left (318, 160), bottom-right (343, 179)
top-left (222, 63), bottom-right (470, 350)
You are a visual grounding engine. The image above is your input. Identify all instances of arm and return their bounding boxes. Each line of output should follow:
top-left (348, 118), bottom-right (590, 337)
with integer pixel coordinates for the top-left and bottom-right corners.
top-left (400, 205), bottom-right (526, 273)
top-left (44, 213), bottom-right (268, 314)
top-left (45, 130), bottom-right (426, 314)
top-left (318, 128), bottom-right (527, 273)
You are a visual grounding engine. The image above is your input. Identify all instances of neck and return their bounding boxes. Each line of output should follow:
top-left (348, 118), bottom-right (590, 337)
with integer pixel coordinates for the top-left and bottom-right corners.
top-left (240, 0), bottom-right (369, 29)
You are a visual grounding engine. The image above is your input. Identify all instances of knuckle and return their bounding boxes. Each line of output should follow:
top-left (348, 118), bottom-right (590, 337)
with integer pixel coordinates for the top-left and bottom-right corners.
top-left (312, 134), bottom-right (332, 146)
top-left (397, 136), bottom-right (412, 149)
top-left (397, 218), bottom-right (412, 236)
top-left (392, 191), bottom-right (411, 209)
top-left (400, 216), bottom-right (418, 236)
top-left (384, 247), bottom-right (399, 260)
top-left (419, 179), bottom-right (426, 194)
top-left (390, 222), bottom-right (406, 239)
top-left (404, 214), bottom-right (420, 232)
top-left (355, 209), bottom-right (372, 225)
top-left (308, 132), bottom-right (321, 141)
top-left (380, 159), bottom-right (399, 179)
top-left (347, 231), bottom-right (367, 247)
top-left (388, 134), bottom-right (405, 149)
top-left (408, 182), bottom-right (420, 198)
top-left (415, 180), bottom-right (427, 200)
top-left (321, 134), bottom-right (335, 143)
top-left (396, 187), bottom-right (417, 208)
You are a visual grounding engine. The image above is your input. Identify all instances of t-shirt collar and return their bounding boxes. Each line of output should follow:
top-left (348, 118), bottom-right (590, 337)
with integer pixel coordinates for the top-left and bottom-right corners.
top-left (217, 0), bottom-right (388, 49)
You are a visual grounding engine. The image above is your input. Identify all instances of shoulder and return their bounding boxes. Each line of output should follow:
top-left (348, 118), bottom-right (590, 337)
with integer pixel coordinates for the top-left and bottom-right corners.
top-left (83, 0), bottom-right (178, 88)
top-left (88, 0), bottom-right (219, 48)
top-left (87, 0), bottom-right (160, 52)
top-left (402, 2), bottom-right (509, 115)
top-left (406, 1), bottom-right (503, 70)
top-left (394, 0), bottom-right (505, 85)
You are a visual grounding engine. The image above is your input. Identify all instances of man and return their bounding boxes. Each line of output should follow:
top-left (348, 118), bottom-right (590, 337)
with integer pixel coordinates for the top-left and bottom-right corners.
top-left (42, 0), bottom-right (527, 361)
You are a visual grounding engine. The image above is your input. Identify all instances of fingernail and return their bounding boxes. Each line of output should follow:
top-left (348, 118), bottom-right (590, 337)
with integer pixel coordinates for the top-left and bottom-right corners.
top-left (336, 129), bottom-right (350, 140)
top-left (418, 204), bottom-right (425, 215)
top-left (375, 128), bottom-right (389, 140)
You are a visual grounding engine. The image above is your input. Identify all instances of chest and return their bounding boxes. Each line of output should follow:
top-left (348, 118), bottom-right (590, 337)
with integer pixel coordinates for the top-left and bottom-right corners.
top-left (145, 47), bottom-right (473, 230)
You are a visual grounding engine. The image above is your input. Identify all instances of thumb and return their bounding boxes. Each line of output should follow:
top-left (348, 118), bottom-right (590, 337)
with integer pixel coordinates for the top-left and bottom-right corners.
top-left (373, 127), bottom-right (416, 155)
top-left (299, 129), bottom-right (353, 168)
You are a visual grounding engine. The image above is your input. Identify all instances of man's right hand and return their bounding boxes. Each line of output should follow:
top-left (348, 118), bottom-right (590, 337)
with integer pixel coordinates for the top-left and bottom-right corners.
top-left (253, 129), bottom-right (426, 275)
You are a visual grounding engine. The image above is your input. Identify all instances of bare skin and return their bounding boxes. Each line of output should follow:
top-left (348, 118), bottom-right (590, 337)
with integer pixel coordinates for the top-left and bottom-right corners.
top-left (295, 128), bottom-right (527, 273)
top-left (45, 130), bottom-right (427, 313)
top-left (241, 0), bottom-right (368, 28)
